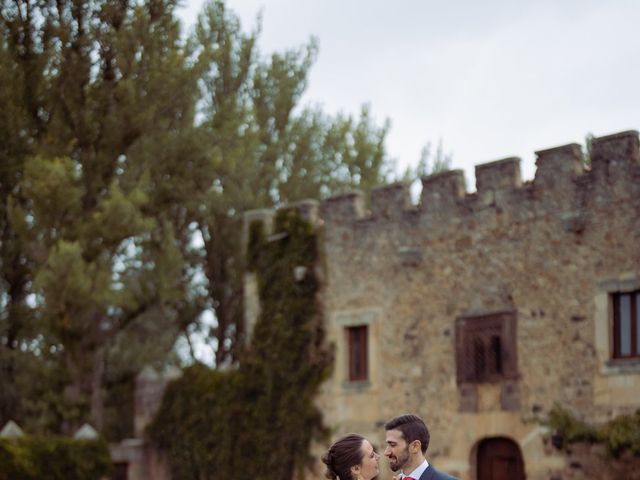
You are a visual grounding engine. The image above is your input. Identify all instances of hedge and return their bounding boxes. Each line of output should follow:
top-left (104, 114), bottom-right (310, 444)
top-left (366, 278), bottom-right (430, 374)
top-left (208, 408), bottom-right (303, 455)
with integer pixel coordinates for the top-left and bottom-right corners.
top-left (0, 436), bottom-right (111, 480)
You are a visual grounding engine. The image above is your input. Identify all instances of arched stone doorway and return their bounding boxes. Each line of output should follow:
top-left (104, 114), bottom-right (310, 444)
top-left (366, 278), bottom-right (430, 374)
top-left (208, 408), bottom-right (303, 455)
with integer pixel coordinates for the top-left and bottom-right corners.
top-left (477, 436), bottom-right (525, 480)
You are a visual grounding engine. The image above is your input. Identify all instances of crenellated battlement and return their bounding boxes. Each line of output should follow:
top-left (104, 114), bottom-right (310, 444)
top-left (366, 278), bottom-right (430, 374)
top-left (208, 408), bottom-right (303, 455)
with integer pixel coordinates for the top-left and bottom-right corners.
top-left (421, 169), bottom-right (466, 205)
top-left (319, 129), bottom-right (639, 228)
top-left (244, 129), bottom-right (640, 240)
top-left (591, 130), bottom-right (640, 165)
top-left (475, 156), bottom-right (522, 192)
top-left (370, 181), bottom-right (412, 219)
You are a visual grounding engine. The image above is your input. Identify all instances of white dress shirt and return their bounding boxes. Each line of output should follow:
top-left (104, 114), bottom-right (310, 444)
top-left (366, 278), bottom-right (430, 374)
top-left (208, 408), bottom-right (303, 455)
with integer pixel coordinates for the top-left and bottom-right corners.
top-left (403, 458), bottom-right (430, 480)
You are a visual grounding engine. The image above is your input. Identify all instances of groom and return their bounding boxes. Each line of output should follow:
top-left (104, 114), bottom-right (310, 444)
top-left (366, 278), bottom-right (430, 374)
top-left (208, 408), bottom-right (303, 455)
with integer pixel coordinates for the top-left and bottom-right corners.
top-left (384, 414), bottom-right (458, 480)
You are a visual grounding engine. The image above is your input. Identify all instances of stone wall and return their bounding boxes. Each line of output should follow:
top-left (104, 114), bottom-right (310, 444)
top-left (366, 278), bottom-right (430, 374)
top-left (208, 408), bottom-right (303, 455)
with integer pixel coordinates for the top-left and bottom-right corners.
top-left (109, 366), bottom-right (180, 480)
top-left (245, 130), bottom-right (640, 480)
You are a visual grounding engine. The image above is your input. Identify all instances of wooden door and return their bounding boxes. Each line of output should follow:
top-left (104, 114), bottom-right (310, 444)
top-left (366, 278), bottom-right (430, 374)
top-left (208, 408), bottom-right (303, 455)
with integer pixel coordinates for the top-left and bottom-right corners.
top-left (112, 462), bottom-right (128, 480)
top-left (477, 437), bottom-right (525, 480)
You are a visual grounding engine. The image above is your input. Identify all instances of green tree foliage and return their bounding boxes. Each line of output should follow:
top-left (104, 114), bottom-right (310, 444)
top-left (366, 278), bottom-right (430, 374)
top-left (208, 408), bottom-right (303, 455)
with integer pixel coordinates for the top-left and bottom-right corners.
top-left (0, 0), bottom-right (390, 438)
top-left (0, 0), bottom-right (42, 429)
top-left (399, 138), bottom-right (452, 181)
top-left (150, 209), bottom-right (332, 480)
top-left (0, 0), bottom-right (200, 433)
top-left (169, 1), bottom-right (391, 367)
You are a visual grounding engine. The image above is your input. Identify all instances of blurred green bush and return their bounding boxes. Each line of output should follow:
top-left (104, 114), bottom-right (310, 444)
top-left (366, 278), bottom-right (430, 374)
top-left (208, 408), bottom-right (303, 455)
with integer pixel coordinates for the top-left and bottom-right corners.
top-left (0, 437), bottom-right (111, 480)
top-left (545, 404), bottom-right (640, 457)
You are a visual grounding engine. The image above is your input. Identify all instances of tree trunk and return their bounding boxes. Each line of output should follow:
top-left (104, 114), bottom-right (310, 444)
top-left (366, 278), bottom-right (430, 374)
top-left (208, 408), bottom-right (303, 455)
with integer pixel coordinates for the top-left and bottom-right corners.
top-left (90, 347), bottom-right (105, 431)
top-left (63, 346), bottom-right (105, 433)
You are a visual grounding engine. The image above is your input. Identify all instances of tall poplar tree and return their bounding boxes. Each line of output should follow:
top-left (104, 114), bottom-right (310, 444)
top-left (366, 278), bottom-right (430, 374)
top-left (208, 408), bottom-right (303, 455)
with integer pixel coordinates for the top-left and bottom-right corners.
top-left (0, 0), bottom-right (200, 432)
top-left (182, 1), bottom-right (390, 366)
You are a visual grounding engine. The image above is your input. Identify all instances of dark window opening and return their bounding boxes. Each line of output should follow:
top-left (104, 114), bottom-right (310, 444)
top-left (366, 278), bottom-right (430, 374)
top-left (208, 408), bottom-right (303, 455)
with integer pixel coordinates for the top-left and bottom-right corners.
top-left (456, 312), bottom-right (517, 384)
top-left (491, 335), bottom-right (503, 374)
top-left (347, 325), bottom-right (368, 381)
top-left (613, 290), bottom-right (640, 359)
top-left (474, 339), bottom-right (485, 378)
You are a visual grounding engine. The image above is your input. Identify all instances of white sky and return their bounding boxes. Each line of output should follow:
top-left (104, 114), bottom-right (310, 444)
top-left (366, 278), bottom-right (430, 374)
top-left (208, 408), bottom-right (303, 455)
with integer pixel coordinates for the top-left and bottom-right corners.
top-left (178, 0), bottom-right (640, 190)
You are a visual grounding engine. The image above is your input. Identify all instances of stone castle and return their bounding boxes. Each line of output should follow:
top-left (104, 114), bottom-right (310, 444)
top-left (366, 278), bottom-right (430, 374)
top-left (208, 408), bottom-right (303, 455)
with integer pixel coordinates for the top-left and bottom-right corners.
top-left (244, 130), bottom-right (640, 480)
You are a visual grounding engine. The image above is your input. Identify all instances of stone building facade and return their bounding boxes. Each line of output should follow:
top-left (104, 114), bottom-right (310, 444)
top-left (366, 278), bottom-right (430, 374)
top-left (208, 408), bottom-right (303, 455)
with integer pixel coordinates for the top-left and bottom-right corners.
top-left (245, 130), bottom-right (640, 480)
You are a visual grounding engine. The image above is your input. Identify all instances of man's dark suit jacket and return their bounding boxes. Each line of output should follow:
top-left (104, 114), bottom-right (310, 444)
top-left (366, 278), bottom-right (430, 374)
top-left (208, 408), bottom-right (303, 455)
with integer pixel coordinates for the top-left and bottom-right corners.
top-left (416, 464), bottom-right (459, 480)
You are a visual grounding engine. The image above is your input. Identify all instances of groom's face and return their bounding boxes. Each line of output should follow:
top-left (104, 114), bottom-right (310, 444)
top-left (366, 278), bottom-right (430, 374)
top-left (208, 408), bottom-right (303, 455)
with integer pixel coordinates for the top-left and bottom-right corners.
top-left (384, 429), bottom-right (410, 472)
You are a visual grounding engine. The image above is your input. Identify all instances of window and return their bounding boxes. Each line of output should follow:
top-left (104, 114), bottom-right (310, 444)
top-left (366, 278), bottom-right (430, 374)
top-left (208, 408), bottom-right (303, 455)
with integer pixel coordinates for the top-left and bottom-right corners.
top-left (347, 325), bottom-right (368, 381)
top-left (612, 290), bottom-right (640, 359)
top-left (456, 312), bottom-right (517, 384)
top-left (336, 309), bottom-right (379, 389)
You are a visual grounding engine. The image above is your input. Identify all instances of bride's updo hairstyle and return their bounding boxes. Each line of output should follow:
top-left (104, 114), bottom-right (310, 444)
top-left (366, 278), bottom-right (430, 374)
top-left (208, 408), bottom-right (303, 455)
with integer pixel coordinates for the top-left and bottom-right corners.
top-left (321, 433), bottom-right (365, 480)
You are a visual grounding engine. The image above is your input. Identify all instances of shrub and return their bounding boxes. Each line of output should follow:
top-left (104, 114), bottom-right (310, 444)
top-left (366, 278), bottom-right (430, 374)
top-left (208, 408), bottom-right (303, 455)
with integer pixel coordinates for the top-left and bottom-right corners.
top-left (544, 403), bottom-right (598, 448)
top-left (545, 404), bottom-right (640, 457)
top-left (148, 364), bottom-right (241, 479)
top-left (0, 437), bottom-right (111, 480)
top-left (598, 409), bottom-right (640, 457)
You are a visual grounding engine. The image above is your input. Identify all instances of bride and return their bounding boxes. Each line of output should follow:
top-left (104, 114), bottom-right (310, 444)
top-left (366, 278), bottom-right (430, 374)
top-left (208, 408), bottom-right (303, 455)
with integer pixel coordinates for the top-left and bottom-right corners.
top-left (322, 433), bottom-right (381, 480)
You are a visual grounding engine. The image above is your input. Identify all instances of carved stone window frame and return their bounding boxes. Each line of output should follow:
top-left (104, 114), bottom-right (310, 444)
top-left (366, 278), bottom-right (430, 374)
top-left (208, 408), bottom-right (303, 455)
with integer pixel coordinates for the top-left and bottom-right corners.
top-left (455, 310), bottom-right (519, 413)
top-left (455, 310), bottom-right (518, 384)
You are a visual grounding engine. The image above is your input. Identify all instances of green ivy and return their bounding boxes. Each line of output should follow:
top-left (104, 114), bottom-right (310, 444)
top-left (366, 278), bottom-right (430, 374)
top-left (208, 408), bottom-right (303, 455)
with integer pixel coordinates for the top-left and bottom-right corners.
top-left (149, 209), bottom-right (333, 480)
top-left (544, 404), bottom-right (640, 457)
top-left (148, 364), bottom-right (241, 479)
top-left (0, 437), bottom-right (111, 480)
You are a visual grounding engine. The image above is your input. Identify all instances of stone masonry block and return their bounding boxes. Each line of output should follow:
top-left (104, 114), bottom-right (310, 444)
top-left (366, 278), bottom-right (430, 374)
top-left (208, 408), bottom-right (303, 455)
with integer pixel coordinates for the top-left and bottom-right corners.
top-left (591, 130), bottom-right (639, 166)
top-left (420, 169), bottom-right (466, 212)
top-left (534, 143), bottom-right (583, 179)
top-left (321, 191), bottom-right (365, 223)
top-left (370, 182), bottom-right (411, 219)
top-left (475, 157), bottom-right (522, 192)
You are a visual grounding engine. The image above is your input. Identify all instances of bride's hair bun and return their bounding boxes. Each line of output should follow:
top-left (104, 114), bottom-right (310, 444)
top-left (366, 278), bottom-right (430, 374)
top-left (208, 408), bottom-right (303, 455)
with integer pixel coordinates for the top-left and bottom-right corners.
top-left (320, 434), bottom-right (365, 480)
top-left (321, 450), bottom-right (338, 479)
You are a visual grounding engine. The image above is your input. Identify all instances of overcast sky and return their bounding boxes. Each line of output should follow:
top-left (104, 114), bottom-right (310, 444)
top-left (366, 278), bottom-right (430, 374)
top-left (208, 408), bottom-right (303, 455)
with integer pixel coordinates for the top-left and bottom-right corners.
top-left (178, 0), bottom-right (640, 189)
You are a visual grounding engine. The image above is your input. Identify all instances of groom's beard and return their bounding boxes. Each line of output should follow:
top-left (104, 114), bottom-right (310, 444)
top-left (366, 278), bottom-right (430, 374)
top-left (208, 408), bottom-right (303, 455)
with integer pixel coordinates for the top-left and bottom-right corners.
top-left (387, 446), bottom-right (410, 472)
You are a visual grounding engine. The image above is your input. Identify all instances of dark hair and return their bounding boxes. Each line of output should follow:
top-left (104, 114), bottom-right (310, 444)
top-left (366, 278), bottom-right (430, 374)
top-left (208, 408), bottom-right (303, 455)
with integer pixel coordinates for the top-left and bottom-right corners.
top-left (384, 414), bottom-right (430, 454)
top-left (321, 433), bottom-right (365, 480)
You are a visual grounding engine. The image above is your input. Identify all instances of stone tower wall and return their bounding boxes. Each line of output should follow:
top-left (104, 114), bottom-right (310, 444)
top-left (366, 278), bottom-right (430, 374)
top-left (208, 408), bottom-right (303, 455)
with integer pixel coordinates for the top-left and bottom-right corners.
top-left (245, 130), bottom-right (640, 480)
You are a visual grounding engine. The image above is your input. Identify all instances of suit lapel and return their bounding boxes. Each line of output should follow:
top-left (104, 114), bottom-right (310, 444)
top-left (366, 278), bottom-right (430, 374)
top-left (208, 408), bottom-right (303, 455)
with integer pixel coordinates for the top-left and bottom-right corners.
top-left (418, 465), bottom-right (436, 480)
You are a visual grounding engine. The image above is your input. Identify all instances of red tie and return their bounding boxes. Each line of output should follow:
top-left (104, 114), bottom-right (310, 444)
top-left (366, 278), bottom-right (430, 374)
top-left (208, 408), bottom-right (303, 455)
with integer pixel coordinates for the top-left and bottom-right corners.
top-left (405, 477), bottom-right (415, 480)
